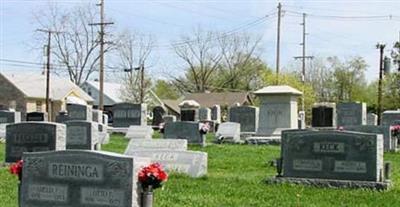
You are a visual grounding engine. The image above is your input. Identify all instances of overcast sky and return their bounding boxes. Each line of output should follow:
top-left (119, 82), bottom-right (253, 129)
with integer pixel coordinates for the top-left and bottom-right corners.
top-left (1, 0), bottom-right (399, 83)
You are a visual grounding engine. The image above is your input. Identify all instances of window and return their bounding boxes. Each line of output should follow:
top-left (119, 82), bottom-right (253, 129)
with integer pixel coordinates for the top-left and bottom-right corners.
top-left (36, 101), bottom-right (42, 112)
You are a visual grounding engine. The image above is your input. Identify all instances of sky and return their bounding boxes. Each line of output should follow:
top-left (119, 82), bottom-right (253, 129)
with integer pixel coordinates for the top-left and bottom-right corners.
top-left (0, 0), bottom-right (399, 83)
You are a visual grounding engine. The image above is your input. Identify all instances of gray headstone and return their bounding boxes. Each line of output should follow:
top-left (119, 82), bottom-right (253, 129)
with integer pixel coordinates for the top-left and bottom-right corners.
top-left (112, 103), bottom-right (147, 127)
top-left (152, 106), bottom-right (166, 127)
top-left (164, 121), bottom-right (205, 146)
top-left (382, 110), bottom-right (400, 126)
top-left (211, 105), bottom-right (221, 123)
top-left (126, 150), bottom-right (207, 177)
top-left (229, 106), bottom-right (259, 133)
top-left (199, 107), bottom-right (211, 121)
top-left (343, 125), bottom-right (395, 152)
top-left (0, 110), bottom-right (21, 123)
top-left (26, 112), bottom-right (48, 122)
top-left (215, 122), bottom-right (241, 143)
top-left (92, 109), bottom-right (103, 123)
top-left (66, 121), bottom-right (99, 150)
top-left (55, 111), bottom-right (69, 123)
top-left (163, 115), bottom-right (176, 124)
top-left (281, 130), bottom-right (384, 182)
top-left (180, 109), bottom-right (197, 122)
top-left (67, 104), bottom-right (92, 121)
top-left (5, 122), bottom-right (66, 162)
top-left (125, 126), bottom-right (154, 139)
top-left (367, 113), bottom-right (378, 126)
top-left (124, 139), bottom-right (188, 153)
top-left (20, 150), bottom-right (150, 207)
top-left (312, 103), bottom-right (336, 127)
top-left (337, 102), bottom-right (367, 126)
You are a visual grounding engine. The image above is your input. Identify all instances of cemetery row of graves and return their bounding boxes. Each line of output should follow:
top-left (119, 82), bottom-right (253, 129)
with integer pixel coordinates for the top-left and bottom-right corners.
top-left (0, 85), bottom-right (400, 206)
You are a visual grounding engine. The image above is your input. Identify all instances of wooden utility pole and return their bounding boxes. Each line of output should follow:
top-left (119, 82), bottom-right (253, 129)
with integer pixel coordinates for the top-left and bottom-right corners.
top-left (37, 29), bottom-right (61, 120)
top-left (275, 2), bottom-right (282, 85)
top-left (376, 43), bottom-right (386, 125)
top-left (140, 63), bottom-right (145, 104)
top-left (89, 0), bottom-right (113, 110)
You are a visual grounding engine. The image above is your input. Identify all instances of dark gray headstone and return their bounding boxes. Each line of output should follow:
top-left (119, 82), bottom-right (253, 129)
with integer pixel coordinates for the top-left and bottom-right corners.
top-left (199, 107), bottom-right (211, 121)
top-left (229, 106), bottom-right (258, 132)
top-left (66, 121), bottom-right (99, 150)
top-left (281, 130), bottom-right (383, 182)
top-left (382, 110), bottom-right (400, 126)
top-left (20, 150), bottom-right (149, 207)
top-left (0, 110), bottom-right (21, 123)
top-left (26, 112), bottom-right (48, 122)
top-left (55, 111), bottom-right (69, 123)
top-left (180, 110), bottom-right (196, 122)
top-left (164, 121), bottom-right (205, 146)
top-left (5, 122), bottom-right (66, 162)
top-left (112, 103), bottom-right (146, 127)
top-left (152, 106), bottom-right (165, 127)
top-left (312, 104), bottom-right (336, 127)
top-left (211, 105), bottom-right (221, 123)
top-left (337, 102), bottom-right (367, 126)
top-left (67, 104), bottom-right (92, 121)
top-left (343, 125), bottom-right (394, 152)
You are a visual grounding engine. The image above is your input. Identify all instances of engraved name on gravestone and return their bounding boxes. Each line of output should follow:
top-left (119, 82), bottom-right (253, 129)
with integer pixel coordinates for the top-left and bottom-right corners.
top-left (199, 107), bottom-right (211, 121)
top-left (164, 122), bottom-right (205, 146)
top-left (382, 110), bottom-right (400, 126)
top-left (229, 106), bottom-right (258, 132)
top-left (311, 103), bottom-right (336, 127)
top-left (152, 106), bottom-right (166, 127)
top-left (26, 112), bottom-right (48, 122)
top-left (5, 122), bottom-right (66, 162)
top-left (20, 150), bottom-right (147, 207)
top-left (124, 139), bottom-right (188, 154)
top-left (67, 104), bottom-right (92, 121)
top-left (337, 102), bottom-right (367, 126)
top-left (66, 121), bottom-right (99, 150)
top-left (125, 125), bottom-right (154, 139)
top-left (281, 130), bottom-right (383, 181)
top-left (126, 150), bottom-right (207, 177)
top-left (112, 103), bottom-right (146, 127)
top-left (343, 125), bottom-right (395, 152)
top-left (215, 122), bottom-right (241, 143)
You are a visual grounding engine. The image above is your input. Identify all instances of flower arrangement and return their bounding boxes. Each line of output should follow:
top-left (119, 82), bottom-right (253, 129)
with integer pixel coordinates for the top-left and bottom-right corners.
top-left (391, 125), bottom-right (400, 138)
top-left (9, 160), bottom-right (23, 181)
top-left (138, 163), bottom-right (168, 192)
top-left (199, 122), bottom-right (210, 134)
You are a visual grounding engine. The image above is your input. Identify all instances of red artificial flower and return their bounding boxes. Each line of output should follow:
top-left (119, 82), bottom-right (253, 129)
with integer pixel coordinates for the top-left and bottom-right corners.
top-left (138, 162), bottom-right (168, 190)
top-left (9, 160), bottom-right (23, 180)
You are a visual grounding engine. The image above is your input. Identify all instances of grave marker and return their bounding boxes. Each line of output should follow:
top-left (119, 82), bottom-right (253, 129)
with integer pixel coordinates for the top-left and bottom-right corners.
top-left (211, 105), bottom-right (221, 123)
top-left (152, 106), bottom-right (165, 127)
top-left (367, 113), bottom-right (378, 126)
top-left (382, 110), bottom-right (400, 126)
top-left (343, 125), bottom-right (395, 152)
top-left (66, 121), bottom-right (99, 150)
top-left (229, 106), bottom-right (258, 133)
top-left (337, 102), bottom-right (367, 126)
top-left (112, 103), bottom-right (147, 127)
top-left (67, 103), bottom-right (92, 121)
top-left (199, 107), bottom-right (211, 121)
top-left (215, 122), bottom-right (241, 143)
top-left (124, 139), bottom-right (187, 153)
top-left (125, 125), bottom-right (154, 139)
top-left (26, 112), bottom-right (48, 122)
top-left (164, 121), bottom-right (205, 146)
top-left (311, 103), bottom-right (336, 127)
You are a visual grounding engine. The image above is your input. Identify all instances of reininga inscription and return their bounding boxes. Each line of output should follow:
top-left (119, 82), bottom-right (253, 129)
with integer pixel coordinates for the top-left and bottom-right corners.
top-left (48, 163), bottom-right (103, 181)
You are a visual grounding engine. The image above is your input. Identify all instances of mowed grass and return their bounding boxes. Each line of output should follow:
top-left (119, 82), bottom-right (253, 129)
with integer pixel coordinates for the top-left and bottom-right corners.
top-left (0, 134), bottom-right (400, 207)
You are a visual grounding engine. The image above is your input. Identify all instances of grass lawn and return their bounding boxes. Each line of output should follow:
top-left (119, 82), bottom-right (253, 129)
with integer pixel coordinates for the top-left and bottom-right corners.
top-left (0, 133), bottom-right (399, 207)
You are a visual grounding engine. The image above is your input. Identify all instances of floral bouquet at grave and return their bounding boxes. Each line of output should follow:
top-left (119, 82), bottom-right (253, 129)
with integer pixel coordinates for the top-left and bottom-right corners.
top-left (391, 125), bottom-right (400, 138)
top-left (138, 163), bottom-right (168, 192)
top-left (9, 160), bottom-right (23, 181)
top-left (199, 122), bottom-right (210, 134)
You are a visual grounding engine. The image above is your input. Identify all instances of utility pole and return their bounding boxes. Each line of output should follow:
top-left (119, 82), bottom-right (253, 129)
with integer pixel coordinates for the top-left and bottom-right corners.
top-left (140, 63), bottom-right (145, 104)
top-left (89, 0), bottom-right (113, 110)
top-left (275, 2), bottom-right (282, 85)
top-left (294, 13), bottom-right (313, 113)
top-left (376, 43), bottom-right (386, 125)
top-left (37, 29), bottom-right (61, 120)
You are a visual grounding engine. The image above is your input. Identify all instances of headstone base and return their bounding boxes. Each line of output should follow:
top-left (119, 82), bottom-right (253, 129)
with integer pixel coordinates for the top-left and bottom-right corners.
top-left (266, 177), bottom-right (391, 191)
top-left (108, 127), bottom-right (129, 134)
top-left (245, 136), bottom-right (281, 145)
top-left (240, 132), bottom-right (256, 140)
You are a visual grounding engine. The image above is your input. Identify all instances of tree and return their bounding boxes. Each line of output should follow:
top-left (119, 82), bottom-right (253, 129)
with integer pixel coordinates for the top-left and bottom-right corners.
top-left (153, 80), bottom-right (180, 100)
top-left (33, 3), bottom-right (114, 85)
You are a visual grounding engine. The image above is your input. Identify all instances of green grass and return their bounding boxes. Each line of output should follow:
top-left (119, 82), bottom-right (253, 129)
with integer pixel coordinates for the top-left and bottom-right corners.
top-left (1, 134), bottom-right (400, 206)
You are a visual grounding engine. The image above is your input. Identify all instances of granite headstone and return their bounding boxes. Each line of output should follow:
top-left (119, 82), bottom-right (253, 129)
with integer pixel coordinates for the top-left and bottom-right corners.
top-left (26, 112), bottom-right (48, 122)
top-left (229, 106), bottom-right (259, 133)
top-left (67, 103), bottom-right (92, 121)
top-left (124, 139), bottom-right (188, 153)
top-left (112, 103), bottom-right (147, 127)
top-left (198, 107), bottom-right (211, 121)
top-left (337, 102), bottom-right (367, 126)
top-left (215, 122), bottom-right (241, 143)
top-left (311, 103), bottom-right (336, 127)
top-left (367, 113), bottom-right (378, 126)
top-left (164, 121), bottom-right (205, 146)
top-left (382, 110), bottom-right (400, 126)
top-left (125, 125), bottom-right (154, 139)
top-left (211, 105), bottom-right (221, 123)
top-left (343, 125), bottom-right (395, 152)
top-left (66, 121), bottom-right (99, 150)
top-left (151, 106), bottom-right (165, 127)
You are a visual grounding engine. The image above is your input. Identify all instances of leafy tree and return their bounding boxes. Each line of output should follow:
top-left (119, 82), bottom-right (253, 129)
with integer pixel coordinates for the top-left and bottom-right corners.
top-left (154, 80), bottom-right (180, 100)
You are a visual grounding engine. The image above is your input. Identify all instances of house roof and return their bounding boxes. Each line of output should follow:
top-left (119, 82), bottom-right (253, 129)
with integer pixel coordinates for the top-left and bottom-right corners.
top-left (162, 99), bottom-right (181, 114)
top-left (1, 72), bottom-right (93, 102)
top-left (86, 81), bottom-right (124, 103)
top-left (183, 92), bottom-right (252, 108)
top-left (253, 85), bottom-right (302, 95)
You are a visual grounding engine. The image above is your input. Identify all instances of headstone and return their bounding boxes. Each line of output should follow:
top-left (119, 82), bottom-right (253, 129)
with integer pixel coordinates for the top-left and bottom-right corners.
top-left (67, 103), bottom-right (92, 121)
top-left (343, 125), bottom-right (395, 152)
top-left (199, 107), bottom-right (211, 121)
top-left (311, 103), bottom-right (336, 127)
top-left (298, 111), bottom-right (306, 129)
top-left (281, 130), bottom-right (384, 182)
top-left (211, 105), bottom-right (221, 123)
top-left (367, 113), bottom-right (378, 126)
top-left (179, 100), bottom-right (200, 122)
top-left (20, 150), bottom-right (150, 207)
top-left (254, 85), bottom-right (302, 136)
top-left (102, 114), bottom-right (109, 125)
top-left (164, 121), bottom-right (205, 146)
top-left (215, 122), bottom-right (241, 143)
top-left (66, 121), bottom-right (99, 150)
top-left (228, 106), bottom-right (259, 133)
top-left (98, 123), bottom-right (110, 144)
top-left (163, 115), bottom-right (176, 123)
top-left (112, 103), bottom-right (147, 127)
top-left (152, 106), bottom-right (166, 127)
top-left (126, 150), bottom-right (207, 177)
top-left (337, 102), bottom-right (367, 126)
top-left (55, 111), bottom-right (69, 123)
top-left (125, 125), bottom-right (154, 139)
top-left (124, 139), bottom-right (188, 153)
top-left (26, 112), bottom-right (48, 122)
top-left (5, 122), bottom-right (66, 162)
top-left (92, 109), bottom-right (103, 123)
top-left (382, 110), bottom-right (400, 126)
top-left (0, 110), bottom-right (21, 124)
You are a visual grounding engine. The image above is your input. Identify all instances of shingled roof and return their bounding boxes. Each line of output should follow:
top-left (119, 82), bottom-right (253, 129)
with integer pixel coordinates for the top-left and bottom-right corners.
top-left (183, 92), bottom-right (252, 108)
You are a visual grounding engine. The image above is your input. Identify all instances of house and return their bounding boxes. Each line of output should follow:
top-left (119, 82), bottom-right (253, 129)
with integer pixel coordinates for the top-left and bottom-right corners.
top-left (0, 72), bottom-right (93, 121)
